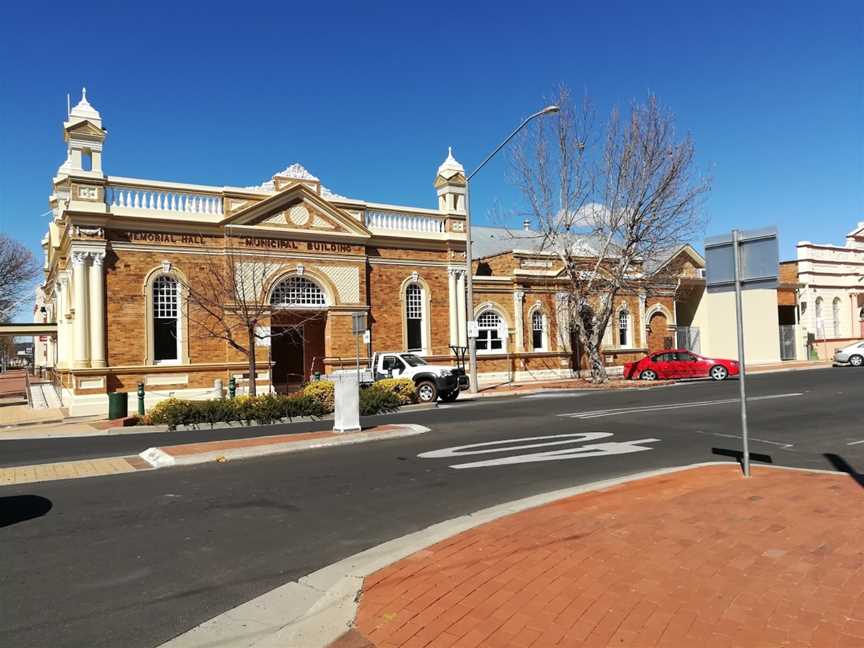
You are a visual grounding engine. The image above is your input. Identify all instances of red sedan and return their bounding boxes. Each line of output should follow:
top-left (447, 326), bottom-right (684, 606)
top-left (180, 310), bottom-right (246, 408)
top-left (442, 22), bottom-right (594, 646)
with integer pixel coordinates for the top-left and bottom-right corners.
top-left (624, 349), bottom-right (740, 381)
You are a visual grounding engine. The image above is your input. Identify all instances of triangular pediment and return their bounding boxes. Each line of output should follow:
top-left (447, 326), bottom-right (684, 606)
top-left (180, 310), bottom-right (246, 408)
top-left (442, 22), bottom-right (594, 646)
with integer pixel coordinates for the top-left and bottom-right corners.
top-left (434, 171), bottom-right (466, 188)
top-left (224, 184), bottom-right (370, 238)
top-left (65, 120), bottom-right (105, 139)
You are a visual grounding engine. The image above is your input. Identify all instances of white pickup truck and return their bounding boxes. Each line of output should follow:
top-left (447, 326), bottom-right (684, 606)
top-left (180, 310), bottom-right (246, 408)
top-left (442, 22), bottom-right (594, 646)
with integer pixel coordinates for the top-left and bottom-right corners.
top-left (365, 352), bottom-right (468, 403)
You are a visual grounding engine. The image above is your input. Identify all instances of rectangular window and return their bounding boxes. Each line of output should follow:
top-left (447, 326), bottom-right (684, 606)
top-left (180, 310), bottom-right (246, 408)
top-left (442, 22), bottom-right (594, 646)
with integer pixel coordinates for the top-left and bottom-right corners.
top-left (154, 318), bottom-right (177, 361)
top-left (407, 319), bottom-right (422, 352)
top-left (532, 328), bottom-right (543, 350)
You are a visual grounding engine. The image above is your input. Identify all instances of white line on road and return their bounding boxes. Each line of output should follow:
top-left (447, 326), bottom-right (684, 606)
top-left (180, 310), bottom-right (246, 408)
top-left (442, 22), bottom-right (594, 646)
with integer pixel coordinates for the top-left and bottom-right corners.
top-left (847, 439), bottom-right (864, 446)
top-left (693, 430), bottom-right (794, 449)
top-left (558, 393), bottom-right (803, 419)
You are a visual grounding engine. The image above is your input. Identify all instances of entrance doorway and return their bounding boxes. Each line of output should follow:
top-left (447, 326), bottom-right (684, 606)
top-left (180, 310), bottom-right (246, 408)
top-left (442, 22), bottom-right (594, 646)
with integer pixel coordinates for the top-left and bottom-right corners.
top-left (271, 312), bottom-right (326, 393)
top-left (648, 312), bottom-right (671, 353)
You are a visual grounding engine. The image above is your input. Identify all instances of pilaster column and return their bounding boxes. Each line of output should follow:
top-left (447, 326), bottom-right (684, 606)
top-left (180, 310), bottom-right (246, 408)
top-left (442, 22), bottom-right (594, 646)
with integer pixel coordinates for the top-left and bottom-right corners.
top-left (456, 270), bottom-right (467, 346)
top-left (555, 292), bottom-right (571, 352)
top-left (89, 252), bottom-right (106, 368)
top-left (53, 284), bottom-right (64, 368)
top-left (46, 334), bottom-right (55, 368)
top-left (448, 269), bottom-right (459, 346)
top-left (513, 290), bottom-right (525, 352)
top-left (71, 252), bottom-right (90, 368)
top-left (638, 291), bottom-right (647, 349)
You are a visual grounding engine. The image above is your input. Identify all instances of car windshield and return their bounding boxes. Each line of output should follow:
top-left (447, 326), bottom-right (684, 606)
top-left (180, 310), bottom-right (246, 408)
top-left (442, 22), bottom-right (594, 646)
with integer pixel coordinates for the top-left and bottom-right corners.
top-left (401, 354), bottom-right (427, 367)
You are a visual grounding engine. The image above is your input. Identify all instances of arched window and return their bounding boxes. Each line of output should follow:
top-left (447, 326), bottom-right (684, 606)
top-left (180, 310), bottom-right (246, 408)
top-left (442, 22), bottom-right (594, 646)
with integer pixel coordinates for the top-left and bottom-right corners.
top-left (153, 275), bottom-right (179, 362)
top-left (815, 297), bottom-right (823, 320)
top-left (405, 283), bottom-right (424, 352)
top-left (531, 310), bottom-right (547, 351)
top-left (833, 297), bottom-right (841, 337)
top-left (476, 310), bottom-right (504, 352)
top-left (618, 308), bottom-right (630, 347)
top-left (270, 276), bottom-right (326, 308)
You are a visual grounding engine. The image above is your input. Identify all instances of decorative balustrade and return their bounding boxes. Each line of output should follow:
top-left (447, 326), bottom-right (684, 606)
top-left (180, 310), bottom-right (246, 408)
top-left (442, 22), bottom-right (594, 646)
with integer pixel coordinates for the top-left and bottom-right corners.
top-left (365, 210), bottom-right (444, 233)
top-left (106, 185), bottom-right (224, 216)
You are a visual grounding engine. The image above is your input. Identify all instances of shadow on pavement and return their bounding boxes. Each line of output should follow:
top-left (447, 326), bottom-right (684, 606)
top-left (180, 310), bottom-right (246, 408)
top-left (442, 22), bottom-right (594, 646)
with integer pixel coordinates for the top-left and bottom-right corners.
top-left (0, 495), bottom-right (53, 528)
top-left (823, 454), bottom-right (864, 488)
top-left (711, 447), bottom-right (774, 474)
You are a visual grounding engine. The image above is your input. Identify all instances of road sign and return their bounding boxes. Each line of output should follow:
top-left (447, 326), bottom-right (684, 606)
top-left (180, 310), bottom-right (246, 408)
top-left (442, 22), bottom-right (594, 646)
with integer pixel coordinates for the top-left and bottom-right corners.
top-left (352, 312), bottom-right (366, 335)
top-left (467, 321), bottom-right (478, 338)
top-left (704, 226), bottom-right (778, 478)
top-left (362, 329), bottom-right (371, 344)
top-left (705, 227), bottom-right (778, 292)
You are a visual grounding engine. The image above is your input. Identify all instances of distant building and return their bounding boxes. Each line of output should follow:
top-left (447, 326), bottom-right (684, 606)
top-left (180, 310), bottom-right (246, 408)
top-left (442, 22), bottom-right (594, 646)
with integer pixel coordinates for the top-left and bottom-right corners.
top-left (796, 223), bottom-right (864, 357)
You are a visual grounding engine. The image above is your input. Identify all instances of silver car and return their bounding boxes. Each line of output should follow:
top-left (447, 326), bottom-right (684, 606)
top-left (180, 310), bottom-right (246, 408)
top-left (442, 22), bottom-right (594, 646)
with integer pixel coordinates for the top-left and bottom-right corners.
top-left (834, 341), bottom-right (864, 367)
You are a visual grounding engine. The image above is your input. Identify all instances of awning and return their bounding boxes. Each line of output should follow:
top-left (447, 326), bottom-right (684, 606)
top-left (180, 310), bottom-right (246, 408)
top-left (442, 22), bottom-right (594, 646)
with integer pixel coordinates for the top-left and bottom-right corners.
top-left (0, 323), bottom-right (57, 336)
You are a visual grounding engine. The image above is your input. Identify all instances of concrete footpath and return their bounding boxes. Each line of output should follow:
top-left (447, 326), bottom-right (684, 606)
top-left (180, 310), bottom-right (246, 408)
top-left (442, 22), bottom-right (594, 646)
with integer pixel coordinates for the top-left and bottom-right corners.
top-left (160, 463), bottom-right (864, 648)
top-left (0, 424), bottom-right (429, 486)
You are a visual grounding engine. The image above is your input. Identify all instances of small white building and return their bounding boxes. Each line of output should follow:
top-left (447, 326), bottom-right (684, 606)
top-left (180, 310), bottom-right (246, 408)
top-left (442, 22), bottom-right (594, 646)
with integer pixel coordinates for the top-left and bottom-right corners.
top-left (797, 222), bottom-right (864, 356)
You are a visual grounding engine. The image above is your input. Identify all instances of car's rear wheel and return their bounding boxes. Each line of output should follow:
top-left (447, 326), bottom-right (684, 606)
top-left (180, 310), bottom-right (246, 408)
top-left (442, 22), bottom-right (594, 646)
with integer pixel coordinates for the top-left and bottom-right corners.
top-left (850, 354), bottom-right (863, 367)
top-left (440, 389), bottom-right (459, 403)
top-left (640, 369), bottom-right (657, 381)
top-left (416, 380), bottom-right (438, 403)
top-left (710, 365), bottom-right (728, 381)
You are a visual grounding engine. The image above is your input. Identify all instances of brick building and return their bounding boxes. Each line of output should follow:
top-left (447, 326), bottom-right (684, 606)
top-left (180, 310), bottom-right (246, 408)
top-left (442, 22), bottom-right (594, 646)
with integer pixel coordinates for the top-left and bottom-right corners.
top-left (38, 91), bottom-right (694, 415)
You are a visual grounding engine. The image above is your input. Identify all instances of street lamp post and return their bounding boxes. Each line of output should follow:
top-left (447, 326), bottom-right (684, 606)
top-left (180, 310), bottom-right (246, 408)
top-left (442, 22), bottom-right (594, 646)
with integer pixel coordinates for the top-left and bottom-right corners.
top-left (464, 105), bottom-right (560, 393)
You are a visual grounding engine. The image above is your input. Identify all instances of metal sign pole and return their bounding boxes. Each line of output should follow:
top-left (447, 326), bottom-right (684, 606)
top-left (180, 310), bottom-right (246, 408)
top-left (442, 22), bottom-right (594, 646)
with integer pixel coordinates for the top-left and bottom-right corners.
top-left (732, 229), bottom-right (751, 477)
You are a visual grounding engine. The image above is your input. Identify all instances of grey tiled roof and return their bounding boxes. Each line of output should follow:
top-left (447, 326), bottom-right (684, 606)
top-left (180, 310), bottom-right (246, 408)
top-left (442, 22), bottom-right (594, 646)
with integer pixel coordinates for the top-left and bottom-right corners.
top-left (471, 226), bottom-right (602, 260)
top-left (471, 226), bottom-right (545, 259)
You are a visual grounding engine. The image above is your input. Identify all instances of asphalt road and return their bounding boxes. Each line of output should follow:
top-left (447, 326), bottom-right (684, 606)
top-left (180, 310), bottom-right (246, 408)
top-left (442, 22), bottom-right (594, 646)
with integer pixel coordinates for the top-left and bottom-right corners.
top-left (2, 368), bottom-right (863, 648)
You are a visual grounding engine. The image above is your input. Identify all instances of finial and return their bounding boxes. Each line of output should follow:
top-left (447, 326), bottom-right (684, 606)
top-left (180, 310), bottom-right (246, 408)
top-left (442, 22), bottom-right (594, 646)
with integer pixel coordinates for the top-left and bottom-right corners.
top-left (82, 87), bottom-right (87, 100)
top-left (448, 146), bottom-right (453, 157)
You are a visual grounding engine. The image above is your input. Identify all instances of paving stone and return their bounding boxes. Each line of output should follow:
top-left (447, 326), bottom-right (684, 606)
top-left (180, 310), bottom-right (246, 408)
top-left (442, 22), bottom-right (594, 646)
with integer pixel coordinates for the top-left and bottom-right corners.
top-left (346, 465), bottom-right (864, 647)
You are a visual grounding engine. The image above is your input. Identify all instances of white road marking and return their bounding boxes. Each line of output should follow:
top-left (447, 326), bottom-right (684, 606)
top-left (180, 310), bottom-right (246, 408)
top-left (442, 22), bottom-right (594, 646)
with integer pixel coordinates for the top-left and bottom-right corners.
top-left (418, 432), bottom-right (660, 469)
top-left (847, 439), bottom-right (864, 446)
top-left (558, 393), bottom-right (803, 419)
top-left (693, 430), bottom-right (794, 449)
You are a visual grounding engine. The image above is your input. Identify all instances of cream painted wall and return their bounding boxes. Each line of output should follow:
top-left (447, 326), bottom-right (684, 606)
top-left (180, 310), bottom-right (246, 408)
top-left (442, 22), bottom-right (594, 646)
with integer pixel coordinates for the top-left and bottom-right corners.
top-left (691, 288), bottom-right (781, 365)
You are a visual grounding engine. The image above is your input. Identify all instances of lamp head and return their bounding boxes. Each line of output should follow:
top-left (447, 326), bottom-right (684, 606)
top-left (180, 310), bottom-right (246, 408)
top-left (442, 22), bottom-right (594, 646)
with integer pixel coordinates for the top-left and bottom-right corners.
top-left (541, 105), bottom-right (561, 115)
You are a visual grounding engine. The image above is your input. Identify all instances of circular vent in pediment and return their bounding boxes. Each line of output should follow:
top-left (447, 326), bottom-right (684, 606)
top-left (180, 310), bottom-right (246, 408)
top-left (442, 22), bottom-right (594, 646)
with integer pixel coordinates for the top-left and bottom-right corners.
top-left (288, 204), bottom-right (310, 226)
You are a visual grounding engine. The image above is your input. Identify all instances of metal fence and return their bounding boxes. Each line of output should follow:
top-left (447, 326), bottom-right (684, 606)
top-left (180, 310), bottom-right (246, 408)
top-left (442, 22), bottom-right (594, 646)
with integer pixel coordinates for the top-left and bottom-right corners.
top-left (676, 326), bottom-right (701, 354)
top-left (779, 325), bottom-right (797, 360)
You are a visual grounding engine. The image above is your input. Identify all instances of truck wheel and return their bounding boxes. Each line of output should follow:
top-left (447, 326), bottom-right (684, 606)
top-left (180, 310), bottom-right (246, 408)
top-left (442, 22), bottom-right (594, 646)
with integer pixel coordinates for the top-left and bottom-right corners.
top-left (440, 389), bottom-right (459, 403)
top-left (416, 380), bottom-right (438, 403)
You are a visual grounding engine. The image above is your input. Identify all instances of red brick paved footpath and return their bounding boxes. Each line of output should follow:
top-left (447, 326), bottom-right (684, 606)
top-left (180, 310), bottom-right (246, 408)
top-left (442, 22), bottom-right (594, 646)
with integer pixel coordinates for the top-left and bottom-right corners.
top-left (336, 465), bottom-right (864, 648)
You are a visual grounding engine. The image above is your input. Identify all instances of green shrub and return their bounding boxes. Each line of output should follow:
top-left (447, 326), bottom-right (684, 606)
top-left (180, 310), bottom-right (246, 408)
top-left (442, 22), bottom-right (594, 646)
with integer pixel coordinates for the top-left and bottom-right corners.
top-left (359, 384), bottom-right (402, 416)
top-left (147, 393), bottom-right (325, 430)
top-left (282, 394), bottom-right (326, 419)
top-left (196, 399), bottom-right (237, 427)
top-left (302, 380), bottom-right (335, 413)
top-left (374, 378), bottom-right (417, 405)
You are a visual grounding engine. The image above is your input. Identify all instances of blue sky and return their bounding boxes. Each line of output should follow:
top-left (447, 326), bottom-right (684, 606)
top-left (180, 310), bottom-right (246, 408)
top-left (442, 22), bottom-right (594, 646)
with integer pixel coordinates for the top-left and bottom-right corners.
top-left (1, 0), bottom-right (861, 317)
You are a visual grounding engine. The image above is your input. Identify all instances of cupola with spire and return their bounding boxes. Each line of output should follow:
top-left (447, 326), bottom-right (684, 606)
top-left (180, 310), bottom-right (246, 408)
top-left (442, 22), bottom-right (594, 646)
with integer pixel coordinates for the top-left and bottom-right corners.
top-left (434, 147), bottom-right (466, 214)
top-left (58, 88), bottom-right (107, 177)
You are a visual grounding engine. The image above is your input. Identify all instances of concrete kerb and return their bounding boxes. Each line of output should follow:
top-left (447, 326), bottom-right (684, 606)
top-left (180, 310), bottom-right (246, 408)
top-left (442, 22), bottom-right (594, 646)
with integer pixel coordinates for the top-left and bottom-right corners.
top-left (160, 460), bottom-right (840, 648)
top-left (139, 424), bottom-right (432, 469)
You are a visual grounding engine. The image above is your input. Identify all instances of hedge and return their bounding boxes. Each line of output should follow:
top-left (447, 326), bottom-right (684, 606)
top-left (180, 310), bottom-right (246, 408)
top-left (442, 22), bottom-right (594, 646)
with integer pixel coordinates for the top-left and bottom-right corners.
top-left (147, 393), bottom-right (325, 430)
top-left (146, 378), bottom-right (417, 430)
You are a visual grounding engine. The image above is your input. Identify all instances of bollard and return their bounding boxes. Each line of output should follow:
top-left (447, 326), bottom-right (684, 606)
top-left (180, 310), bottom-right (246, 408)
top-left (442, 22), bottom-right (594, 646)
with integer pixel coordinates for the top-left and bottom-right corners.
top-left (228, 376), bottom-right (236, 399)
top-left (137, 382), bottom-right (145, 416)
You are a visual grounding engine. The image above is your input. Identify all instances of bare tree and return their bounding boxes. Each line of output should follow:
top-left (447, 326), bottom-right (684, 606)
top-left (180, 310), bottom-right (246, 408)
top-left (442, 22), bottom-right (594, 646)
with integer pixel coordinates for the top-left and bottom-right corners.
top-left (179, 237), bottom-right (313, 396)
top-left (0, 235), bottom-right (40, 323)
top-left (511, 87), bottom-right (710, 382)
